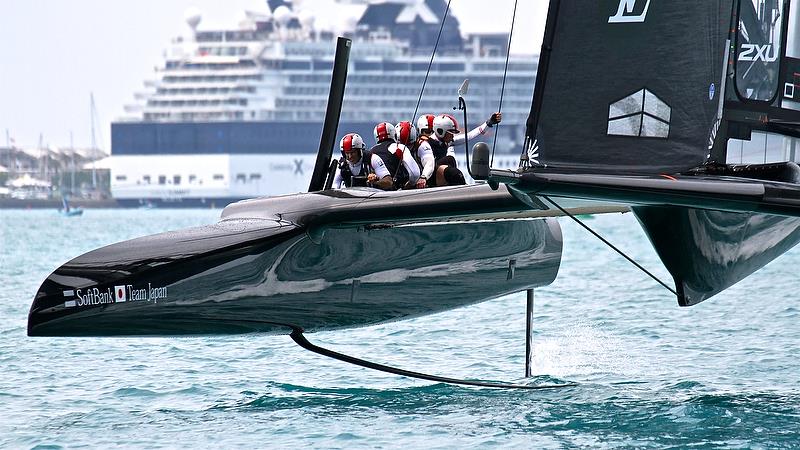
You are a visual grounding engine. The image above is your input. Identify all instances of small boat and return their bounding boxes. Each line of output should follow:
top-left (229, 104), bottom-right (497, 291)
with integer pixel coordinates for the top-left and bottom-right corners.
top-left (58, 196), bottom-right (83, 217)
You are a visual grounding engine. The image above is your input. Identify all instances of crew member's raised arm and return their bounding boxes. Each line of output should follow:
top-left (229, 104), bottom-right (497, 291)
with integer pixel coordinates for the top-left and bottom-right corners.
top-left (451, 112), bottom-right (502, 146)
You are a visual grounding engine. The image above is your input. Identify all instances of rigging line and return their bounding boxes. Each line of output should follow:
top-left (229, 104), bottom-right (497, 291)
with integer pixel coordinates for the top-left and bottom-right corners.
top-left (460, 96), bottom-right (474, 178)
top-left (541, 195), bottom-right (678, 297)
top-left (411, 0), bottom-right (453, 123)
top-left (290, 328), bottom-right (576, 390)
top-left (491, 0), bottom-right (519, 167)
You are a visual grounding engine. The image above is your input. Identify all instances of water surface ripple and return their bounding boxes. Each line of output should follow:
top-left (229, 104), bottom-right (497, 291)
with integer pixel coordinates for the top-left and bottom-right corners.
top-left (2, 209), bottom-right (799, 448)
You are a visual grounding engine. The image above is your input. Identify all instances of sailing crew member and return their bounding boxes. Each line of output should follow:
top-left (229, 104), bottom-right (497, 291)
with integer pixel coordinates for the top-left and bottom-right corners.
top-left (426, 112), bottom-right (502, 187)
top-left (396, 120), bottom-right (418, 149)
top-left (414, 114), bottom-right (443, 188)
top-left (367, 122), bottom-right (420, 191)
top-left (332, 133), bottom-right (371, 189)
top-left (395, 120), bottom-right (424, 188)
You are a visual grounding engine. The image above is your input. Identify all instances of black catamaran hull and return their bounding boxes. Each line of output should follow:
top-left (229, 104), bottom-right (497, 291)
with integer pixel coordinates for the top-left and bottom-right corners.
top-left (633, 206), bottom-right (800, 306)
top-left (28, 185), bottom-right (563, 337)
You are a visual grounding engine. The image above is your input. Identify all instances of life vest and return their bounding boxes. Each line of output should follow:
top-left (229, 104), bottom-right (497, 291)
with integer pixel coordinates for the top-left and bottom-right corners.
top-left (413, 135), bottom-right (429, 165)
top-left (338, 150), bottom-right (371, 187)
top-left (427, 136), bottom-right (449, 160)
top-left (371, 141), bottom-right (409, 190)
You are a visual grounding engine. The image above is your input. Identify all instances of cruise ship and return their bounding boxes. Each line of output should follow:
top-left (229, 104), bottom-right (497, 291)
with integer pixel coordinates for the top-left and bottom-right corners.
top-left (110, 0), bottom-right (538, 207)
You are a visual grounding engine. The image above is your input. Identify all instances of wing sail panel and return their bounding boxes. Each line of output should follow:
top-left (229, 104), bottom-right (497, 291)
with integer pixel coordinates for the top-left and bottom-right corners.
top-left (527, 0), bottom-right (734, 174)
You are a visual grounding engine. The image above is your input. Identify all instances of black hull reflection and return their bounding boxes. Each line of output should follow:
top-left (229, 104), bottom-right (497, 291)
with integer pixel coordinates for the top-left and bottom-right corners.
top-left (633, 206), bottom-right (800, 306)
top-left (29, 186), bottom-right (562, 336)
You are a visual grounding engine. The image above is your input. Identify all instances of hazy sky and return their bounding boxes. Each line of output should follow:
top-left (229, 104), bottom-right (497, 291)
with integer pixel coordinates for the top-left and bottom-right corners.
top-left (0, 0), bottom-right (547, 152)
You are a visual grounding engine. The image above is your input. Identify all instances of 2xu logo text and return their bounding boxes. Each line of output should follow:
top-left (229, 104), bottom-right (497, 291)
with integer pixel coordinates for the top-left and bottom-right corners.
top-left (738, 44), bottom-right (779, 63)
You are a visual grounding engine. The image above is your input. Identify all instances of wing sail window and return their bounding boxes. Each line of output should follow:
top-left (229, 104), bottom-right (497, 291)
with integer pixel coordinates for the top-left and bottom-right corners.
top-left (607, 89), bottom-right (671, 138)
top-left (735, 0), bottom-right (786, 102)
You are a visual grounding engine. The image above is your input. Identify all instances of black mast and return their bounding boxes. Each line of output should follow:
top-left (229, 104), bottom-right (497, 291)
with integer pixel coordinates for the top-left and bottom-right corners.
top-left (525, 0), bottom-right (560, 149)
top-left (308, 37), bottom-right (351, 192)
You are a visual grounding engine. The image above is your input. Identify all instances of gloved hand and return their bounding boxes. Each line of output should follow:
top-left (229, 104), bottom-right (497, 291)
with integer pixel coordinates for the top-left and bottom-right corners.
top-left (487, 112), bottom-right (502, 127)
top-left (393, 146), bottom-right (405, 159)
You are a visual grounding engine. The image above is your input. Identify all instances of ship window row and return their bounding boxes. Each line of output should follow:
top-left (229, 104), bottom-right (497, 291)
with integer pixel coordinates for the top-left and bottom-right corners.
top-left (164, 58), bottom-right (252, 69)
top-left (276, 99), bottom-right (327, 108)
top-left (277, 98), bottom-right (451, 109)
top-left (143, 111), bottom-right (246, 121)
top-left (139, 174), bottom-right (224, 185)
top-left (126, 173), bottom-right (265, 185)
top-left (163, 74), bottom-right (263, 83)
top-left (283, 46), bottom-right (333, 57)
top-left (287, 74), bottom-right (534, 85)
top-left (198, 46), bottom-right (249, 56)
top-left (174, 61), bottom-right (257, 71)
top-left (284, 86), bottom-right (330, 95)
top-left (195, 31), bottom-right (264, 42)
top-left (262, 59), bottom-right (312, 70)
top-left (261, 59), bottom-right (342, 71)
top-left (274, 96), bottom-right (533, 112)
top-left (370, 62), bottom-right (537, 73)
top-left (234, 173), bottom-right (263, 182)
top-left (471, 63), bottom-right (538, 72)
top-left (282, 85), bottom-right (533, 99)
top-left (348, 74), bottom-right (536, 84)
top-left (156, 86), bottom-right (256, 95)
top-left (147, 99), bottom-right (248, 107)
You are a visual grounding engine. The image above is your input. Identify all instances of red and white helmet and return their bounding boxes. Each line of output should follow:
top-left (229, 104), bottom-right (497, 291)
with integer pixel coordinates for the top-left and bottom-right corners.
top-left (374, 122), bottom-right (397, 143)
top-left (417, 114), bottom-right (435, 133)
top-left (395, 121), bottom-right (417, 146)
top-left (433, 114), bottom-right (460, 139)
top-left (339, 133), bottom-right (366, 156)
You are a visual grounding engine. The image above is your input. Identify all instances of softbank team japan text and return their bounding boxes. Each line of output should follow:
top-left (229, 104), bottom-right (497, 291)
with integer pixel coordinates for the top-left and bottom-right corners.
top-left (67, 283), bottom-right (168, 308)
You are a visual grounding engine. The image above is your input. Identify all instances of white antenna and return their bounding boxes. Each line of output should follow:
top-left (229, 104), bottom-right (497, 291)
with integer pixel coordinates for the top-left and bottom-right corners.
top-left (3, 129), bottom-right (8, 178)
top-left (458, 79), bottom-right (470, 98)
top-left (90, 93), bottom-right (97, 189)
top-left (70, 131), bottom-right (75, 194)
top-left (39, 133), bottom-right (48, 181)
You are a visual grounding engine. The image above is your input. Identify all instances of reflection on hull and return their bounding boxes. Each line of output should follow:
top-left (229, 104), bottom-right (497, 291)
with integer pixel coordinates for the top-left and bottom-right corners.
top-left (633, 206), bottom-right (800, 305)
top-left (29, 186), bottom-right (563, 336)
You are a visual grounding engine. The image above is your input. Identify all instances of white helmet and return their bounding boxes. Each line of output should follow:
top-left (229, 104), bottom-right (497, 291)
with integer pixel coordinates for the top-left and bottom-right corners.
top-left (417, 114), bottom-right (435, 133)
top-left (339, 133), bottom-right (366, 156)
top-left (374, 122), bottom-right (397, 143)
top-left (433, 114), bottom-right (460, 139)
top-left (395, 121), bottom-right (417, 146)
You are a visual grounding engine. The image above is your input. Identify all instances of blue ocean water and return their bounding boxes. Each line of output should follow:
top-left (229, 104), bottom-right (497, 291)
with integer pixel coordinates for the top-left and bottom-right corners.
top-left (2, 209), bottom-right (799, 448)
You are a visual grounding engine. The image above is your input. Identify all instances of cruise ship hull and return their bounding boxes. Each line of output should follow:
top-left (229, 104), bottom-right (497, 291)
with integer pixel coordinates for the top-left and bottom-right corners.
top-left (110, 121), bottom-right (526, 206)
top-left (28, 185), bottom-right (563, 336)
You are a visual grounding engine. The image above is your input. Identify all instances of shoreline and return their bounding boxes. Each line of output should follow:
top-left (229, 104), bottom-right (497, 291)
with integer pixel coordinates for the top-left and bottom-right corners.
top-left (0, 198), bottom-right (119, 209)
top-left (0, 198), bottom-right (228, 209)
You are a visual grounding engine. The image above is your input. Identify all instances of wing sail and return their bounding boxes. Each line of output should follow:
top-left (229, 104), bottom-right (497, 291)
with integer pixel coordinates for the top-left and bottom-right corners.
top-left (525, 0), bottom-right (734, 174)
top-left (502, 0), bottom-right (800, 305)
